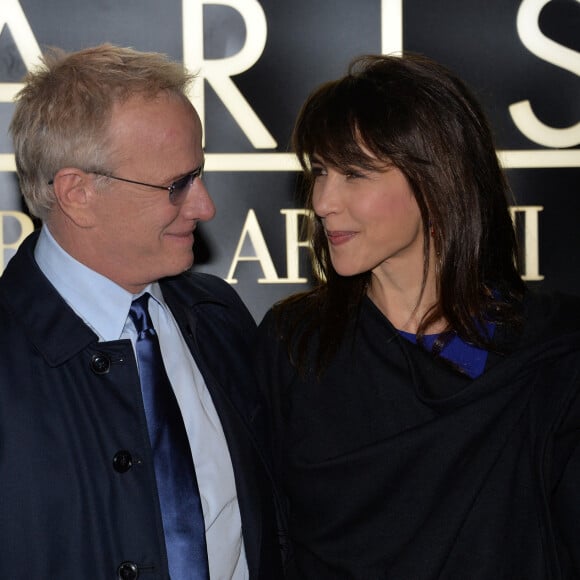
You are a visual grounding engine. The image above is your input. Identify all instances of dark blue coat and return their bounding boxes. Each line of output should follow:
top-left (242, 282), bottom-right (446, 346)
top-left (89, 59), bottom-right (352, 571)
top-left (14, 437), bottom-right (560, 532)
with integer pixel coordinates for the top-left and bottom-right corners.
top-left (0, 232), bottom-right (283, 580)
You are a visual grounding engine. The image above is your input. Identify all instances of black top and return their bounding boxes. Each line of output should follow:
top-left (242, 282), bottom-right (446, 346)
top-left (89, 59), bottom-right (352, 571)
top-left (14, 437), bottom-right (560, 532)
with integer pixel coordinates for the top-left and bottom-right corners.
top-left (256, 292), bottom-right (580, 579)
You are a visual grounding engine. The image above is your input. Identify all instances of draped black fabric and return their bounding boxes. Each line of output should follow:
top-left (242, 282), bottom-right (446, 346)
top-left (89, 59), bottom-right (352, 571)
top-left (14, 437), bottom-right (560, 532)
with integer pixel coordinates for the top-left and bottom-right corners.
top-left (256, 291), bottom-right (580, 579)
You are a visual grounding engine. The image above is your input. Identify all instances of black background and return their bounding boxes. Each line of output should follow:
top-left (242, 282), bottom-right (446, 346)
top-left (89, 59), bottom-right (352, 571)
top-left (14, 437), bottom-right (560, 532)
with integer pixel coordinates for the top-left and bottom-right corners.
top-left (0, 0), bottom-right (578, 321)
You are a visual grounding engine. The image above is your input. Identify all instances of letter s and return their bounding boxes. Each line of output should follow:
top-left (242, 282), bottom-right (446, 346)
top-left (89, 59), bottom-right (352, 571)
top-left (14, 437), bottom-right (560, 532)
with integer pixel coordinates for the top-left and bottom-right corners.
top-left (509, 0), bottom-right (580, 148)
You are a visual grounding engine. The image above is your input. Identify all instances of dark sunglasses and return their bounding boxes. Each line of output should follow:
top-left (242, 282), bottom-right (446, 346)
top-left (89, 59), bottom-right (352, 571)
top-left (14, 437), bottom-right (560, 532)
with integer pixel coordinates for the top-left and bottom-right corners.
top-left (49, 164), bottom-right (204, 205)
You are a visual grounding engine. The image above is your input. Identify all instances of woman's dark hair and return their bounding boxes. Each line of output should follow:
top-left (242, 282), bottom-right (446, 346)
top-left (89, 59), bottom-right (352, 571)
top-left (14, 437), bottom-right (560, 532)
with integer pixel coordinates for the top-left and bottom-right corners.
top-left (279, 53), bottom-right (525, 373)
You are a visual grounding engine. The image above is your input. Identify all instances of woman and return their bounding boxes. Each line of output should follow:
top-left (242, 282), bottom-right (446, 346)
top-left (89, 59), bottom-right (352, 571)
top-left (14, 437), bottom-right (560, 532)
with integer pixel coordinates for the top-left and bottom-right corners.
top-left (255, 53), bottom-right (580, 579)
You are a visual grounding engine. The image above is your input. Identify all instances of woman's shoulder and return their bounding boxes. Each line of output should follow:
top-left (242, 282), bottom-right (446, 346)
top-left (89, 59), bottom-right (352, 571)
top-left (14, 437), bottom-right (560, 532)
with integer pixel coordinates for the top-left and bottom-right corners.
top-left (256, 292), bottom-right (325, 362)
top-left (261, 290), bottom-right (320, 326)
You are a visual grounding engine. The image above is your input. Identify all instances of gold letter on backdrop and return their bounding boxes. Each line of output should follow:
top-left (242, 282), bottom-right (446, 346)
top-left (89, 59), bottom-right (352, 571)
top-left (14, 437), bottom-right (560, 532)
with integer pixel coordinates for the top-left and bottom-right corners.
top-left (182, 0), bottom-right (276, 148)
top-left (0, 211), bottom-right (33, 271)
top-left (279, 209), bottom-right (310, 283)
top-left (226, 209), bottom-right (312, 284)
top-left (510, 205), bottom-right (544, 281)
top-left (381, 0), bottom-right (403, 54)
top-left (225, 209), bottom-right (279, 283)
top-left (0, 0), bottom-right (42, 102)
top-left (510, 0), bottom-right (580, 148)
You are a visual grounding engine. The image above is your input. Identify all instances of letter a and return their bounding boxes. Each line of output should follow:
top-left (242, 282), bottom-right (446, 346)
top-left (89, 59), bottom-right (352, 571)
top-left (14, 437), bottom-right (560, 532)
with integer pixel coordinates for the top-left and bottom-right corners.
top-left (225, 209), bottom-right (279, 283)
top-left (0, 0), bottom-right (42, 101)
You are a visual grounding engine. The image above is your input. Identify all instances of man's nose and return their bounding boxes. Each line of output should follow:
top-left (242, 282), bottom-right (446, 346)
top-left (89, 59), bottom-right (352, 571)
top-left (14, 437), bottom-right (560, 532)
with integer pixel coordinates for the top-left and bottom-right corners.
top-left (184, 177), bottom-right (216, 222)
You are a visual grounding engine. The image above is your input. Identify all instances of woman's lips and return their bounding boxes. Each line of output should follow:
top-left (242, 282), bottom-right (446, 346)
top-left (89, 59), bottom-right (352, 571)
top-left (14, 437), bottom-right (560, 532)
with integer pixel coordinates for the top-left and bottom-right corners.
top-left (326, 230), bottom-right (357, 246)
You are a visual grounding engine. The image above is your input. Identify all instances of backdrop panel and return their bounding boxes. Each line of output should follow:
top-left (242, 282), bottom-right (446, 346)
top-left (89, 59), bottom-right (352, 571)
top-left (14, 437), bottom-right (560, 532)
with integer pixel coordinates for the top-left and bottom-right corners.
top-left (0, 0), bottom-right (578, 322)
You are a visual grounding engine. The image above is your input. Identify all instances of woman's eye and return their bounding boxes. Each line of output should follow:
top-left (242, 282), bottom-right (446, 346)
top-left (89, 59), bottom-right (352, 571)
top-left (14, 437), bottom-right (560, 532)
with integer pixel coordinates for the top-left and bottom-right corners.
top-left (344, 169), bottom-right (365, 179)
top-left (311, 165), bottom-right (327, 177)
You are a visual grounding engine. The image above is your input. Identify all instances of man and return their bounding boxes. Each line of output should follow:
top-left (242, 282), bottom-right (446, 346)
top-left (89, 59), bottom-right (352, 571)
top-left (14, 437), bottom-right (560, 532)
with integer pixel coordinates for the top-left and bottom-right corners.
top-left (0, 44), bottom-right (283, 579)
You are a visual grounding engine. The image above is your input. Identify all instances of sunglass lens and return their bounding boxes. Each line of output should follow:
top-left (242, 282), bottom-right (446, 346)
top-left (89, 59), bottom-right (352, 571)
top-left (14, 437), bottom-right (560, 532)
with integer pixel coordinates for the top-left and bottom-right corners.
top-left (170, 173), bottom-right (194, 204)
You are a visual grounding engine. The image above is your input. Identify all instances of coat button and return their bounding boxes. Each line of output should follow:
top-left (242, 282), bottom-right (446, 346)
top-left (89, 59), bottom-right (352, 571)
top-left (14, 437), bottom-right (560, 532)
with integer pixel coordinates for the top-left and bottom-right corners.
top-left (113, 450), bottom-right (133, 473)
top-left (117, 561), bottom-right (139, 579)
top-left (90, 353), bottom-right (111, 375)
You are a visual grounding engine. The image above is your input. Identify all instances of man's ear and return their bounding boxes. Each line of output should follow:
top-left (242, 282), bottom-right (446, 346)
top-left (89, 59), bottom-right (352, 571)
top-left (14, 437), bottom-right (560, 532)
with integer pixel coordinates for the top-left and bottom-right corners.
top-left (51, 167), bottom-right (96, 227)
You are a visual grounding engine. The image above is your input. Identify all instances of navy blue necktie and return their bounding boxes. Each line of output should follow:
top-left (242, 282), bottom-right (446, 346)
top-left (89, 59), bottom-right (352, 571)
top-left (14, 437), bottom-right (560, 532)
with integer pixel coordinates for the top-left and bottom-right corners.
top-left (129, 293), bottom-right (209, 579)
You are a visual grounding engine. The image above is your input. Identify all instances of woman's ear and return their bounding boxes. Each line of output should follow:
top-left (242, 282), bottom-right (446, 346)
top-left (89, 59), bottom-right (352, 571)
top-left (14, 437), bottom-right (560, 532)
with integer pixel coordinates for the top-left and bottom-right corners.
top-left (51, 167), bottom-right (96, 227)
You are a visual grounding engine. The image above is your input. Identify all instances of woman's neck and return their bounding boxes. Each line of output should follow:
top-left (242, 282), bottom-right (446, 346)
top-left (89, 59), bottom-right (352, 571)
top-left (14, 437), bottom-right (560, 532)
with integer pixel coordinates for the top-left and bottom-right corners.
top-left (368, 255), bottom-right (444, 334)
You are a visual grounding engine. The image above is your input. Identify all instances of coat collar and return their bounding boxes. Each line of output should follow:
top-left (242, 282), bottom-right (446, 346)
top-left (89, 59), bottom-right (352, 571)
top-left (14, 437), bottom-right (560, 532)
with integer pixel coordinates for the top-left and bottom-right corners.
top-left (0, 230), bottom-right (227, 366)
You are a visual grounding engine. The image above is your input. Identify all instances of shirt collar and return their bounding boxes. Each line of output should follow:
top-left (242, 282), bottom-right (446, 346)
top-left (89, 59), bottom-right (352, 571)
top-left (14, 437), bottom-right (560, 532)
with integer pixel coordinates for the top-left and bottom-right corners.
top-left (34, 224), bottom-right (164, 341)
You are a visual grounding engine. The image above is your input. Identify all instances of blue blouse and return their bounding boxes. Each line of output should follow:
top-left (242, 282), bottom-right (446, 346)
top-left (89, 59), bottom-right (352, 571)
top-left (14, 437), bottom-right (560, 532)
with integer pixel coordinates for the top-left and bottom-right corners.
top-left (399, 324), bottom-right (495, 378)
